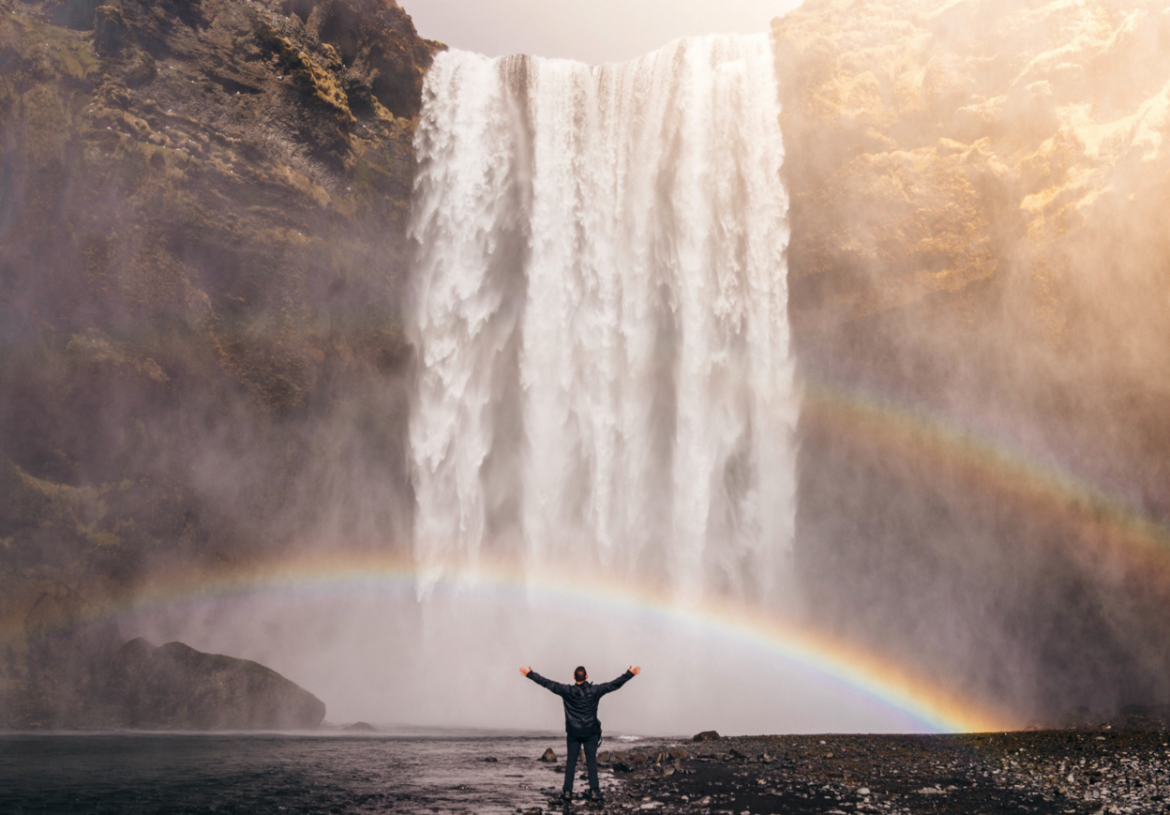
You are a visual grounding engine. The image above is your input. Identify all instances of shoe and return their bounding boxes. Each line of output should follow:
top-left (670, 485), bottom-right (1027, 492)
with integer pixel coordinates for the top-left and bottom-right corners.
top-left (589, 790), bottom-right (604, 804)
top-left (560, 791), bottom-right (572, 801)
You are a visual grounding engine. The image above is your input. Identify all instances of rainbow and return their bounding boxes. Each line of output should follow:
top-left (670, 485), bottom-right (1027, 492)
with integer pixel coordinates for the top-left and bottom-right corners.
top-left (3, 550), bottom-right (1016, 734)
top-left (14, 382), bottom-right (1147, 736)
top-left (801, 382), bottom-right (1170, 577)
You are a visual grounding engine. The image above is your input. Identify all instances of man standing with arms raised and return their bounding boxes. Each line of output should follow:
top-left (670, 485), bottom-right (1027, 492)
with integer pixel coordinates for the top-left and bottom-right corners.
top-left (521, 664), bottom-right (641, 803)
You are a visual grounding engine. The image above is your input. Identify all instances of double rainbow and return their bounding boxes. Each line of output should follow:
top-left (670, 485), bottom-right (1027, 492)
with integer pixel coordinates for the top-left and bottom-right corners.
top-left (10, 379), bottom-right (1164, 735)
top-left (803, 383), bottom-right (1170, 578)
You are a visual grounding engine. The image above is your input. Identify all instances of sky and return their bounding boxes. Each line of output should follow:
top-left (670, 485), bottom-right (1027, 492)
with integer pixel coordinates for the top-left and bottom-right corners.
top-left (403, 0), bottom-right (805, 65)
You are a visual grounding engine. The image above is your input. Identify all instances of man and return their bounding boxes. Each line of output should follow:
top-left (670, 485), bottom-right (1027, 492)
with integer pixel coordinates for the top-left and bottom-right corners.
top-left (520, 664), bottom-right (641, 803)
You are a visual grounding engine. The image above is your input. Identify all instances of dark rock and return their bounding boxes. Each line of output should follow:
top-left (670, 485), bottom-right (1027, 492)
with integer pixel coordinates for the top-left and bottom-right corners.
top-left (42, 0), bottom-right (103, 30)
top-left (692, 730), bottom-right (720, 742)
top-left (343, 721), bottom-right (377, 732)
top-left (481, 755), bottom-right (498, 762)
top-left (103, 638), bottom-right (326, 729)
top-left (282, 0), bottom-right (440, 120)
top-left (93, 4), bottom-right (127, 53)
top-left (539, 748), bottom-right (556, 762)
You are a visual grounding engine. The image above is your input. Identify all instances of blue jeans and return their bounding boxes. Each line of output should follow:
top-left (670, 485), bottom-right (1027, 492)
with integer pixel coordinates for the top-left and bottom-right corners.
top-left (563, 731), bottom-right (601, 795)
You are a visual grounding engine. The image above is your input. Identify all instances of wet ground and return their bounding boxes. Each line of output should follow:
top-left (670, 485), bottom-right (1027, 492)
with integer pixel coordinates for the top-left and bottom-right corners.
top-left (3, 729), bottom-right (1168, 814)
top-left (535, 731), bottom-right (1170, 815)
top-left (0, 732), bottom-right (554, 814)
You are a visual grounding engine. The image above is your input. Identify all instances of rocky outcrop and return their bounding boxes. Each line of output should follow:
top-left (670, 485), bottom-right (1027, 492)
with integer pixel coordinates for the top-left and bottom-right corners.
top-left (776, 0), bottom-right (1170, 719)
top-left (1, 620), bottom-right (325, 728)
top-left (103, 638), bottom-right (325, 729)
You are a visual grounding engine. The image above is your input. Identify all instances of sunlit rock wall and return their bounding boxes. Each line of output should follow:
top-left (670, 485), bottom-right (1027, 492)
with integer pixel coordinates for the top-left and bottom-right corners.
top-left (776, 0), bottom-right (1170, 720)
top-left (0, 0), bottom-right (439, 725)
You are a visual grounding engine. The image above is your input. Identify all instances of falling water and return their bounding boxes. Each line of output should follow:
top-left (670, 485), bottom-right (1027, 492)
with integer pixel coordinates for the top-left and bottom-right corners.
top-left (409, 34), bottom-right (796, 605)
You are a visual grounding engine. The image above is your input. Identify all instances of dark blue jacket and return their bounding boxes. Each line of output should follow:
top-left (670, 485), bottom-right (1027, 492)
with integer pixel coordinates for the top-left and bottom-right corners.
top-left (527, 669), bottom-right (635, 738)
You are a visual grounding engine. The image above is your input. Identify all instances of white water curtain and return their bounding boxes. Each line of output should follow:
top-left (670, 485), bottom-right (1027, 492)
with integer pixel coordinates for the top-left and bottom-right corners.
top-left (409, 35), bottom-right (796, 605)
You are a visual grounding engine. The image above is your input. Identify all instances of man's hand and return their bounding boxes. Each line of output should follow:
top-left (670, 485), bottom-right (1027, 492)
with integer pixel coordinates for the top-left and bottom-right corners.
top-left (629, 666), bottom-right (641, 676)
top-left (520, 666), bottom-right (531, 677)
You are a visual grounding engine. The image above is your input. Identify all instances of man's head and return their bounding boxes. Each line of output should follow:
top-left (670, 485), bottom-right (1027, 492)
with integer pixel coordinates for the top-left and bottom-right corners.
top-left (574, 666), bottom-right (587, 683)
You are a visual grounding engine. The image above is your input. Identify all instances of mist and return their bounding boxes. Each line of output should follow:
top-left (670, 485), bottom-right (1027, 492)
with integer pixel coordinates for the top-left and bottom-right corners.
top-left (3, 0), bottom-right (1170, 738)
top-left (117, 587), bottom-right (927, 734)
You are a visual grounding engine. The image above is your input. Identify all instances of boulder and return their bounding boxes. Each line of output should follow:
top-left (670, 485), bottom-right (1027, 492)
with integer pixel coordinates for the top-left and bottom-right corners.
top-left (692, 730), bottom-right (721, 742)
top-left (539, 747), bottom-right (557, 762)
top-left (103, 638), bottom-right (326, 729)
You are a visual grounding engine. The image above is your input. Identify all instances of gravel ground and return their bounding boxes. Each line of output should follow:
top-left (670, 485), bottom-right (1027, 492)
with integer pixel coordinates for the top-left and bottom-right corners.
top-left (524, 730), bottom-right (1170, 815)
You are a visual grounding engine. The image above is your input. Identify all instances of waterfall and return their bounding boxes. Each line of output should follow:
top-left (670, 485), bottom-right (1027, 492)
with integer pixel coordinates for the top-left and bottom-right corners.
top-left (409, 34), bottom-right (796, 604)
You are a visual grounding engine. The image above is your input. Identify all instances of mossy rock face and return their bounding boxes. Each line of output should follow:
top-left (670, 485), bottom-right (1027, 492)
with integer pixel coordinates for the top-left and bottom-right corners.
top-left (1, 0), bottom-right (437, 413)
top-left (38, 1), bottom-right (104, 32)
top-left (282, 0), bottom-right (440, 119)
top-left (0, 0), bottom-right (438, 714)
top-left (93, 4), bottom-right (127, 54)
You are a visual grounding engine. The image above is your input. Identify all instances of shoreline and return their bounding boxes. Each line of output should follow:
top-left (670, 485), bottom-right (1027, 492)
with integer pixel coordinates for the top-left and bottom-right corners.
top-left (530, 730), bottom-right (1170, 814)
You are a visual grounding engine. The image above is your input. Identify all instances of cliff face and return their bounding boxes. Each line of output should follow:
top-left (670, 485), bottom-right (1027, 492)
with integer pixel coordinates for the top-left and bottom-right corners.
top-left (776, 0), bottom-right (1170, 719)
top-left (0, 0), bottom-right (439, 724)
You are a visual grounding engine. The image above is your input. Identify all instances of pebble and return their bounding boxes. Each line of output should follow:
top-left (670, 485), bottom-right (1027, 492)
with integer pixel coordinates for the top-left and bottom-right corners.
top-left (546, 730), bottom-right (1170, 814)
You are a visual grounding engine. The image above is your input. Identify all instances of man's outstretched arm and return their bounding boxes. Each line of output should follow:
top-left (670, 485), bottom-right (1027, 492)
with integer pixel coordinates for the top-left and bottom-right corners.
top-left (520, 666), bottom-right (571, 696)
top-left (596, 665), bottom-right (640, 695)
